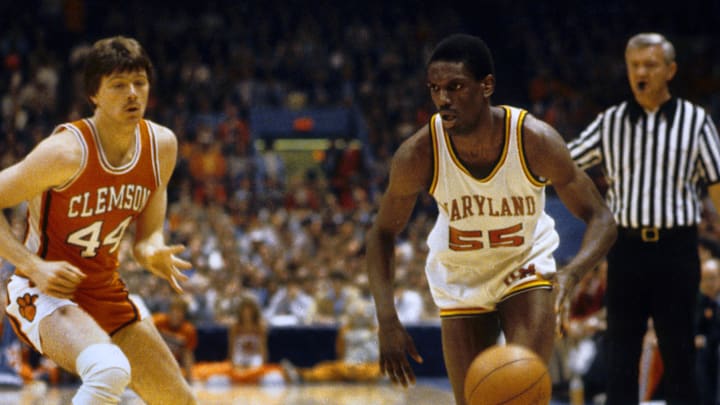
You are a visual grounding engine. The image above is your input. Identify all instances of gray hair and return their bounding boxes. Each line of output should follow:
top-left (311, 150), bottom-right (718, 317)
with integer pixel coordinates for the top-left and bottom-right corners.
top-left (626, 33), bottom-right (676, 64)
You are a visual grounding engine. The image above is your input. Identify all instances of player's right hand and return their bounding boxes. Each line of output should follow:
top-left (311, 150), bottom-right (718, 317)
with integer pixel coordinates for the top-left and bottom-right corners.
top-left (28, 258), bottom-right (86, 299)
top-left (377, 318), bottom-right (423, 387)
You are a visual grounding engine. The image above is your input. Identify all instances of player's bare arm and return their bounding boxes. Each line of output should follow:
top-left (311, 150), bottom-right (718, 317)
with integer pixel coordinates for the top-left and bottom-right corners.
top-left (366, 127), bottom-right (432, 387)
top-left (0, 131), bottom-right (86, 298)
top-left (523, 115), bottom-right (616, 279)
top-left (368, 127), bottom-right (432, 320)
top-left (133, 125), bottom-right (191, 293)
top-left (522, 115), bottom-right (617, 328)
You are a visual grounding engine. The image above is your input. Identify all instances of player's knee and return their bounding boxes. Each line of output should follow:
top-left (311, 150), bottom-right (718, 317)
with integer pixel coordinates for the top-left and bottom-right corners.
top-left (73, 343), bottom-right (131, 404)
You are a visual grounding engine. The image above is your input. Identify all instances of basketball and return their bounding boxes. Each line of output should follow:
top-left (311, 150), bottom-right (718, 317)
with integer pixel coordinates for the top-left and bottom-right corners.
top-left (464, 344), bottom-right (552, 405)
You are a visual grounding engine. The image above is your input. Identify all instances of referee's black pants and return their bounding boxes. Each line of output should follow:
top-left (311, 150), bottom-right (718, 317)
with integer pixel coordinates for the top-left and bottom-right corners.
top-left (605, 226), bottom-right (700, 405)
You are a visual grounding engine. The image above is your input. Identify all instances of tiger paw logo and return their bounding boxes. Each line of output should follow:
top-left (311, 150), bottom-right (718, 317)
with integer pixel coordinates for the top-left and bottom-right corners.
top-left (17, 293), bottom-right (39, 322)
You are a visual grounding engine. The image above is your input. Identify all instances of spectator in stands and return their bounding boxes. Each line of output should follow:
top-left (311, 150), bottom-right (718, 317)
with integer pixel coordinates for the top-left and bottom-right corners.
top-left (394, 277), bottom-right (425, 325)
top-left (153, 296), bottom-right (199, 381)
top-left (264, 275), bottom-right (317, 326)
top-left (323, 138), bottom-right (366, 210)
top-left (0, 298), bottom-right (24, 389)
top-left (639, 320), bottom-right (665, 402)
top-left (699, 237), bottom-right (720, 267)
top-left (564, 260), bottom-right (608, 402)
top-left (216, 100), bottom-right (251, 156)
top-left (193, 295), bottom-right (287, 385)
top-left (188, 125), bottom-right (228, 205)
top-left (696, 257), bottom-right (720, 405)
top-left (255, 138), bottom-right (286, 202)
top-left (284, 169), bottom-right (323, 212)
top-left (314, 270), bottom-right (357, 324)
top-left (282, 297), bottom-right (382, 383)
top-left (212, 276), bottom-right (246, 326)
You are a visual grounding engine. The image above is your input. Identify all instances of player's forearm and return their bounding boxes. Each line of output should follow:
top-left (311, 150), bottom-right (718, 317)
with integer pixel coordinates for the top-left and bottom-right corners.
top-left (563, 208), bottom-right (616, 280)
top-left (366, 227), bottom-right (399, 323)
top-left (0, 213), bottom-right (42, 274)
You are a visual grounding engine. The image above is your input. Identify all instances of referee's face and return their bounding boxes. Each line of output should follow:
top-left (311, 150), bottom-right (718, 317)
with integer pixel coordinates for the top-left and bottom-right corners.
top-left (625, 45), bottom-right (677, 108)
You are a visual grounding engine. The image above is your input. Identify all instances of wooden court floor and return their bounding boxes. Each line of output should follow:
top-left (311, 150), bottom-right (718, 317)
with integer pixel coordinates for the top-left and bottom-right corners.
top-left (0, 379), bottom-right (456, 405)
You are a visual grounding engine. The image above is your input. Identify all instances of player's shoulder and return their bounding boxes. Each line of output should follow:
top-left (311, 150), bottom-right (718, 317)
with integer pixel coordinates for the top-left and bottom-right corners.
top-left (143, 119), bottom-right (179, 158)
top-left (517, 110), bottom-right (556, 138)
top-left (143, 119), bottom-right (176, 141)
top-left (393, 123), bottom-right (432, 169)
top-left (516, 110), bottom-right (568, 155)
top-left (35, 126), bottom-right (85, 166)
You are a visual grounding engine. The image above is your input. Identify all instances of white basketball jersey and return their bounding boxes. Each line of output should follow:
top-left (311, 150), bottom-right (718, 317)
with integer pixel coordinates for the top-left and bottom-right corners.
top-left (425, 106), bottom-right (560, 312)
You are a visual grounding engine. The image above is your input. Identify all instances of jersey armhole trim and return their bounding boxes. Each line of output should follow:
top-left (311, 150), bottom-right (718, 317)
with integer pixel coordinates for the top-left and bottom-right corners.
top-left (428, 114), bottom-right (440, 195)
top-left (516, 110), bottom-right (547, 187)
top-left (52, 123), bottom-right (88, 192)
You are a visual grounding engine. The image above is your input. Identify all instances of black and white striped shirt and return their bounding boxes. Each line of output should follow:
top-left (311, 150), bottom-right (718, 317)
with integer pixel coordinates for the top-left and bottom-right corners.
top-left (568, 97), bottom-right (720, 229)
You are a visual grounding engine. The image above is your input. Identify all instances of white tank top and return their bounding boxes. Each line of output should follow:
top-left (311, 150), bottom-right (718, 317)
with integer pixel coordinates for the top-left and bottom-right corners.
top-left (426, 106), bottom-right (559, 278)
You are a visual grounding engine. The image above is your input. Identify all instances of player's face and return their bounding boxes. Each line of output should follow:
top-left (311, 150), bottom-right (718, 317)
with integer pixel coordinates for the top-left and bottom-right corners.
top-left (625, 45), bottom-right (676, 106)
top-left (91, 69), bottom-right (150, 125)
top-left (427, 61), bottom-right (491, 135)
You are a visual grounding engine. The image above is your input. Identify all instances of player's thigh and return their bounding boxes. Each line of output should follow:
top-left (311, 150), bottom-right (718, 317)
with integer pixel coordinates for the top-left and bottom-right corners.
top-left (39, 305), bottom-right (112, 373)
top-left (497, 288), bottom-right (555, 361)
top-left (111, 318), bottom-right (195, 404)
top-left (440, 314), bottom-right (500, 403)
top-left (441, 314), bottom-right (500, 355)
top-left (441, 315), bottom-right (500, 373)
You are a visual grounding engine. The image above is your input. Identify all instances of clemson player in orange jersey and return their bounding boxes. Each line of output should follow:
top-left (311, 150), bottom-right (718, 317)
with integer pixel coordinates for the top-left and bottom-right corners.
top-left (0, 36), bottom-right (196, 404)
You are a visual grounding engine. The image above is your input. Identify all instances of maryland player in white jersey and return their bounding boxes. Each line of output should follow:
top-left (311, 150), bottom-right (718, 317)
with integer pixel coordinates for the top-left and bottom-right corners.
top-left (366, 34), bottom-right (617, 405)
top-left (426, 106), bottom-right (560, 314)
top-left (0, 37), bottom-right (196, 404)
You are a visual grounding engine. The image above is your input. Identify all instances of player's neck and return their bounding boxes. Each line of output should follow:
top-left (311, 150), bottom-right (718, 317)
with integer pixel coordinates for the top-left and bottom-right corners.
top-left (448, 106), bottom-right (497, 141)
top-left (91, 114), bottom-right (138, 166)
top-left (470, 106), bottom-right (502, 144)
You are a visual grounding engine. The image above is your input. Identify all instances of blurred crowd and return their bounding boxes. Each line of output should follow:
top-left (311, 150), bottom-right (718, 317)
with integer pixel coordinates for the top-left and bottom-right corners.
top-left (2, 0), bottom-right (720, 390)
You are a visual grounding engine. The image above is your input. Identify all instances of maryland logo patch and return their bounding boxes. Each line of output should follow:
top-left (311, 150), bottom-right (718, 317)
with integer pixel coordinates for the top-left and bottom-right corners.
top-left (17, 293), bottom-right (39, 322)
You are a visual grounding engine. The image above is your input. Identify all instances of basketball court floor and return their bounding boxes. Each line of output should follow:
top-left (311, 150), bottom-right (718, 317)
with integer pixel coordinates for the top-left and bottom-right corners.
top-left (0, 379), bottom-right (677, 405)
top-left (0, 379), bottom-right (593, 404)
top-left (0, 379), bottom-right (458, 405)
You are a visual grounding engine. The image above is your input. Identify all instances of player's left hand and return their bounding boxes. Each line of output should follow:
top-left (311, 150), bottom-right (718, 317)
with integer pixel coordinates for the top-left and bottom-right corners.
top-left (137, 244), bottom-right (192, 293)
top-left (548, 270), bottom-right (579, 338)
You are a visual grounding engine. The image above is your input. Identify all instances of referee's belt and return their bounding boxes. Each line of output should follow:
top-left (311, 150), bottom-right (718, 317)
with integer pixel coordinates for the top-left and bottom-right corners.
top-left (618, 226), bottom-right (696, 243)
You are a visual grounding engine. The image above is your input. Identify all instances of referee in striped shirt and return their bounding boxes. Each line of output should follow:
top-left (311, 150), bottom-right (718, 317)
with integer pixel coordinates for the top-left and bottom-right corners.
top-left (569, 32), bottom-right (720, 404)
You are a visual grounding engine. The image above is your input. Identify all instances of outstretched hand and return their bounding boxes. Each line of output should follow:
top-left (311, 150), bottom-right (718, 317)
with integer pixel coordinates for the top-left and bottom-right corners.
top-left (377, 318), bottom-right (424, 387)
top-left (137, 244), bottom-right (192, 293)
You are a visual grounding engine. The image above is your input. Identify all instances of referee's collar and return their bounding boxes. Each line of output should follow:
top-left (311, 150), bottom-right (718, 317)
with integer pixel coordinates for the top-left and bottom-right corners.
top-left (627, 97), bottom-right (677, 127)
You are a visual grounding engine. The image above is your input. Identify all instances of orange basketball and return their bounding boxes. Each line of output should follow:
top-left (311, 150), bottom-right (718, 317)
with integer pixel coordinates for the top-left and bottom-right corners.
top-left (464, 344), bottom-right (552, 405)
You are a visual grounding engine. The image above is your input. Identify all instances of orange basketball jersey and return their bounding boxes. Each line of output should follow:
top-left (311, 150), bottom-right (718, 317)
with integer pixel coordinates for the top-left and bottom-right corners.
top-left (18, 118), bottom-right (161, 333)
